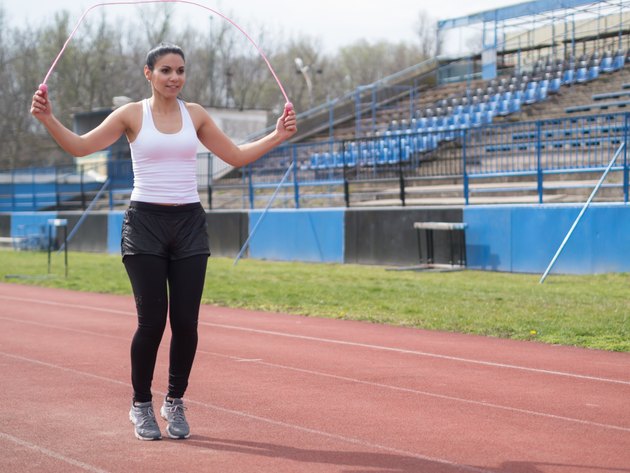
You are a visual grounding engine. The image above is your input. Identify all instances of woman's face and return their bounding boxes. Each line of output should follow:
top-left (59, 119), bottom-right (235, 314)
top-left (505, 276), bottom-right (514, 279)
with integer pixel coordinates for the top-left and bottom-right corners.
top-left (145, 53), bottom-right (186, 97)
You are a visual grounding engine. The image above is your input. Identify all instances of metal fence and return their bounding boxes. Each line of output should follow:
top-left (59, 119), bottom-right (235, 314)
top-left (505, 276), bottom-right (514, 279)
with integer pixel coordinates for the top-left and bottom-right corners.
top-left (2, 111), bottom-right (628, 211)
top-left (210, 111), bottom-right (629, 208)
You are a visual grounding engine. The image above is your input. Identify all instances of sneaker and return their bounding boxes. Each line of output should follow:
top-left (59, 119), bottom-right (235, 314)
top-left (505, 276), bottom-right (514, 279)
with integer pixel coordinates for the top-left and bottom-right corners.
top-left (160, 398), bottom-right (190, 439)
top-left (129, 401), bottom-right (162, 441)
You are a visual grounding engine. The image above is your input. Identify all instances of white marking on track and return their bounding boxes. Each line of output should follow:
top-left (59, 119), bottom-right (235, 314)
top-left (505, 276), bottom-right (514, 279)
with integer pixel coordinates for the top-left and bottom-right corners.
top-left (3, 315), bottom-right (627, 432)
top-left (0, 351), bottom-right (491, 473)
top-left (1, 293), bottom-right (629, 386)
top-left (198, 350), bottom-right (630, 433)
top-left (0, 431), bottom-right (111, 473)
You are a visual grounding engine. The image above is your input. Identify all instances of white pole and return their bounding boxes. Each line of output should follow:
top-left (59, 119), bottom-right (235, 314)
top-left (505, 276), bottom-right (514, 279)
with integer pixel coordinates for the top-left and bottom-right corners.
top-left (539, 143), bottom-right (625, 284)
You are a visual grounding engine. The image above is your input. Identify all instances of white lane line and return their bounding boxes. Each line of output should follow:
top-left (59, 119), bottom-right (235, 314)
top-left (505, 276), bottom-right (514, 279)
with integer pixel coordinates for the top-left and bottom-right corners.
top-left (0, 431), bottom-right (111, 473)
top-left (2, 317), bottom-right (627, 432)
top-left (199, 350), bottom-right (630, 434)
top-left (0, 316), bottom-right (129, 341)
top-left (199, 322), bottom-right (630, 386)
top-left (0, 317), bottom-right (630, 432)
top-left (1, 294), bottom-right (629, 386)
top-left (0, 351), bottom-right (490, 473)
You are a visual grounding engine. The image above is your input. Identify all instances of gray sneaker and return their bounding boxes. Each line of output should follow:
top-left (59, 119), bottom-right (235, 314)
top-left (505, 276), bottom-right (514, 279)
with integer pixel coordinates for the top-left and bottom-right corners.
top-left (129, 401), bottom-right (162, 441)
top-left (160, 398), bottom-right (190, 439)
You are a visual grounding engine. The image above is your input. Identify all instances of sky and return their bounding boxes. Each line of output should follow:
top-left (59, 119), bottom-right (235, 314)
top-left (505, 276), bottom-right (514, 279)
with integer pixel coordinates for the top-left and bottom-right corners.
top-left (2, 0), bottom-right (524, 54)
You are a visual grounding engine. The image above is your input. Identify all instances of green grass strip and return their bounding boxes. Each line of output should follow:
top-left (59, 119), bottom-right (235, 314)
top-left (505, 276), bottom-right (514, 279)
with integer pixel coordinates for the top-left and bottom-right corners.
top-left (1, 250), bottom-right (629, 352)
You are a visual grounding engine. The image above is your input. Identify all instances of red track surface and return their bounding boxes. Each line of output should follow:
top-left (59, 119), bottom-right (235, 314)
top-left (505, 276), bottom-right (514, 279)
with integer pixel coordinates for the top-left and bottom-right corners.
top-left (0, 282), bottom-right (628, 473)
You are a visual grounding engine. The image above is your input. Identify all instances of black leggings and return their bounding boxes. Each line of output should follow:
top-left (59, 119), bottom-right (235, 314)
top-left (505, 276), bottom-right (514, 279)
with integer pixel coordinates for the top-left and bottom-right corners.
top-left (124, 254), bottom-right (208, 403)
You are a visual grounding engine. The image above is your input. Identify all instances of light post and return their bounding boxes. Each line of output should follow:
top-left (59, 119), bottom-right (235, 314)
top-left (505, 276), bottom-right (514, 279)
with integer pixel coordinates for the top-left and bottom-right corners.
top-left (294, 57), bottom-right (314, 107)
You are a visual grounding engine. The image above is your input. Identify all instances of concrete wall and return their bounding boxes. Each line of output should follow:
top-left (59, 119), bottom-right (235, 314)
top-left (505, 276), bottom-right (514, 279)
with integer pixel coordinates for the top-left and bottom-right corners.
top-left (345, 207), bottom-right (463, 266)
top-left (3, 204), bottom-right (630, 275)
top-left (248, 209), bottom-right (345, 263)
top-left (465, 204), bottom-right (630, 274)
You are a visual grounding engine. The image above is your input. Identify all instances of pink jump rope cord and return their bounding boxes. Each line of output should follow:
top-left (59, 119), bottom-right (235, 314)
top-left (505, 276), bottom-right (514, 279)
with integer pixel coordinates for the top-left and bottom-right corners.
top-left (39, 0), bottom-right (293, 111)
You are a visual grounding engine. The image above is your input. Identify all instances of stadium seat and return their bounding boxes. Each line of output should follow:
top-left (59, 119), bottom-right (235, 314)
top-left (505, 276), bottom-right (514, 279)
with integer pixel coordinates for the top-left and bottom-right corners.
top-left (497, 99), bottom-right (510, 116)
top-left (600, 51), bottom-right (614, 73)
top-left (587, 62), bottom-right (600, 81)
top-left (612, 49), bottom-right (626, 71)
top-left (576, 61), bottom-right (588, 83)
top-left (524, 85), bottom-right (537, 104)
top-left (549, 72), bottom-right (562, 93)
top-left (536, 85), bottom-right (548, 102)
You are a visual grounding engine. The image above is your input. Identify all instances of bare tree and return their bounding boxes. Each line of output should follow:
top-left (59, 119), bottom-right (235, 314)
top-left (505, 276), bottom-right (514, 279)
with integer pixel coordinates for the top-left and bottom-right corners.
top-left (415, 10), bottom-right (441, 58)
top-left (0, 5), bottom-right (443, 170)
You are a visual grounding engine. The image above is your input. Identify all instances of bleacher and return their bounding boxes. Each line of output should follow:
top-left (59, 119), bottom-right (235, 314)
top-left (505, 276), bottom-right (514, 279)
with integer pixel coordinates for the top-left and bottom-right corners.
top-left (5, 0), bottom-right (630, 211)
top-left (298, 46), bottom-right (629, 173)
top-left (208, 35), bottom-right (630, 210)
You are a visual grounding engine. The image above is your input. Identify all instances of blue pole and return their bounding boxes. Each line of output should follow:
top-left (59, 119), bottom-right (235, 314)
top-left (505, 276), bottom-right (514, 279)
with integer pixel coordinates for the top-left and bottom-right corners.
top-left (536, 121), bottom-right (543, 204)
top-left (233, 161), bottom-right (295, 266)
top-left (247, 166), bottom-right (254, 209)
top-left (540, 143), bottom-right (626, 284)
top-left (292, 146), bottom-right (300, 208)
top-left (462, 129), bottom-right (469, 205)
top-left (624, 113), bottom-right (629, 203)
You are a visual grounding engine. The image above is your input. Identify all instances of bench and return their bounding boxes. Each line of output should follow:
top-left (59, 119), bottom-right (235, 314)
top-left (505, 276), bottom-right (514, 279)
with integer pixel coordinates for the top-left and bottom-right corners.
top-left (413, 222), bottom-right (467, 268)
top-left (0, 236), bottom-right (26, 249)
top-left (566, 100), bottom-right (630, 114)
top-left (592, 90), bottom-right (630, 101)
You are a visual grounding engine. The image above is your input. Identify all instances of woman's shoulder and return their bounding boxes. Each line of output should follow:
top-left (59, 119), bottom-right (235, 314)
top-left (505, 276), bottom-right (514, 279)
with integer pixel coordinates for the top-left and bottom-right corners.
top-left (182, 101), bottom-right (205, 114)
top-left (110, 100), bottom-right (143, 120)
top-left (107, 100), bottom-right (144, 136)
top-left (182, 101), bottom-right (212, 127)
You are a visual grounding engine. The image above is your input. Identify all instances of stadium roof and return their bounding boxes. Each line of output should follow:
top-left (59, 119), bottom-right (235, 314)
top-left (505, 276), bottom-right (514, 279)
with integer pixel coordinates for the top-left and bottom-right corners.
top-left (438, 0), bottom-right (613, 30)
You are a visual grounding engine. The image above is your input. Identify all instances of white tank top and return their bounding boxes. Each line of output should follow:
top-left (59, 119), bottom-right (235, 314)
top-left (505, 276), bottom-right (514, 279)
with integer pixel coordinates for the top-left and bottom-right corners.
top-left (129, 99), bottom-right (200, 204)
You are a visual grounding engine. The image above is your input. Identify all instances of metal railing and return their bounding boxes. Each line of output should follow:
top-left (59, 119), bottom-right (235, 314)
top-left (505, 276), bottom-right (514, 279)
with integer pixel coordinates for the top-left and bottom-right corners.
top-left (2, 111), bottom-right (629, 211)
top-left (210, 110), bottom-right (630, 208)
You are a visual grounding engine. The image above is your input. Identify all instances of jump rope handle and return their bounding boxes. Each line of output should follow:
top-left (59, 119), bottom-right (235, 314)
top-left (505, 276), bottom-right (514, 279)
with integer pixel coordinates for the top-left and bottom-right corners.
top-left (39, 84), bottom-right (48, 94)
top-left (284, 102), bottom-right (293, 113)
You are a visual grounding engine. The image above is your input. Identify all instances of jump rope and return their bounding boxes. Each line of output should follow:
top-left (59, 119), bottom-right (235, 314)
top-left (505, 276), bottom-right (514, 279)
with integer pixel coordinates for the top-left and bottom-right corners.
top-left (39, 0), bottom-right (294, 262)
top-left (38, 0), bottom-right (293, 113)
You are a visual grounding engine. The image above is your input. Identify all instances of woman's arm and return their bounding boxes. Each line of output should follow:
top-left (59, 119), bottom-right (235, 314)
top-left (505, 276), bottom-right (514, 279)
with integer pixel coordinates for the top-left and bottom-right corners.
top-left (191, 104), bottom-right (297, 167)
top-left (30, 88), bottom-right (131, 157)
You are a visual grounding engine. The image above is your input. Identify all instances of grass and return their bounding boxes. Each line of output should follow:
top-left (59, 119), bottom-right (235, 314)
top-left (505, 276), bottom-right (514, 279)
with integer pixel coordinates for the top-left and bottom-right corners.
top-left (1, 249), bottom-right (629, 352)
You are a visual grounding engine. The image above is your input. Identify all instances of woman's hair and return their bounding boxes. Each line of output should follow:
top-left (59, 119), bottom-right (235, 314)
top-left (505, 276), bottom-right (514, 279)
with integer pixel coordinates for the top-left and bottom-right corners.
top-left (145, 43), bottom-right (185, 71)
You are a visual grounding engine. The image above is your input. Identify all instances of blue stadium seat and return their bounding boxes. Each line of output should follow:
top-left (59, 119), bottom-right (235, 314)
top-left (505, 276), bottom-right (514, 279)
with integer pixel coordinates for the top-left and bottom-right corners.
top-left (524, 85), bottom-right (537, 104)
top-left (576, 62), bottom-right (588, 83)
top-left (321, 152), bottom-right (334, 169)
top-left (562, 67), bottom-right (575, 86)
top-left (471, 112), bottom-right (483, 127)
top-left (536, 85), bottom-right (548, 102)
top-left (497, 99), bottom-right (510, 116)
top-left (482, 109), bottom-right (495, 125)
top-left (509, 97), bottom-right (522, 114)
top-left (587, 61), bottom-right (600, 81)
top-left (458, 113), bottom-right (471, 130)
top-left (549, 72), bottom-right (562, 93)
top-left (344, 145), bottom-right (357, 167)
top-left (612, 50), bottom-right (626, 71)
top-left (600, 52), bottom-right (613, 73)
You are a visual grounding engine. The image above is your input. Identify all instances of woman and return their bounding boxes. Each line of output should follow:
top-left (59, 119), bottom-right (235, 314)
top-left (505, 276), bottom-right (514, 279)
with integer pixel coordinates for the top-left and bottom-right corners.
top-left (31, 43), bottom-right (297, 441)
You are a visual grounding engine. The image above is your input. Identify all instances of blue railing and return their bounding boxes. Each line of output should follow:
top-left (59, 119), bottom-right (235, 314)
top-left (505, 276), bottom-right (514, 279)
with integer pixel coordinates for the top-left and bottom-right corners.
top-left (3, 111), bottom-right (629, 211)
top-left (218, 110), bottom-right (630, 208)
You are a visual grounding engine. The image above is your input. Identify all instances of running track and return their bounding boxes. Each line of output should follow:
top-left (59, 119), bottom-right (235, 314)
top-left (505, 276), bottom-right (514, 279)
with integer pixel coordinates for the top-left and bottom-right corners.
top-left (0, 282), bottom-right (628, 473)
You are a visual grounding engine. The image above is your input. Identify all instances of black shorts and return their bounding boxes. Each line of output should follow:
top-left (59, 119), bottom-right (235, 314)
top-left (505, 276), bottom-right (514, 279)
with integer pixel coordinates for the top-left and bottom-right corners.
top-left (121, 201), bottom-right (210, 260)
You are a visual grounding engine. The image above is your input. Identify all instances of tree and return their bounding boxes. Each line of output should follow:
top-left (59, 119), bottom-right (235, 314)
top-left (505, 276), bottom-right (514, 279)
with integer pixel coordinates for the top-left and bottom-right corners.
top-left (415, 10), bottom-right (442, 58)
top-left (0, 6), bottom-right (440, 169)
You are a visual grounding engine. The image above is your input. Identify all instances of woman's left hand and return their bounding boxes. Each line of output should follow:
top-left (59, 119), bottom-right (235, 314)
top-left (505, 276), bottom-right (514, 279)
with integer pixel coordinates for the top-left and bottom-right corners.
top-left (276, 106), bottom-right (297, 140)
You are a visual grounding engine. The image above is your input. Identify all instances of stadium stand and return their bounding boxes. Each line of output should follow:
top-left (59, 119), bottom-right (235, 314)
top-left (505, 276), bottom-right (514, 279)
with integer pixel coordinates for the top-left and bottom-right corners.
top-left (3, 0), bottom-right (630, 210)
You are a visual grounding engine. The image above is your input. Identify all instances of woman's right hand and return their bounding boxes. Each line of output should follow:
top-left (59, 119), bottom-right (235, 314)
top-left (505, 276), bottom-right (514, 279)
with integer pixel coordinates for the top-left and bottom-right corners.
top-left (30, 86), bottom-right (52, 122)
